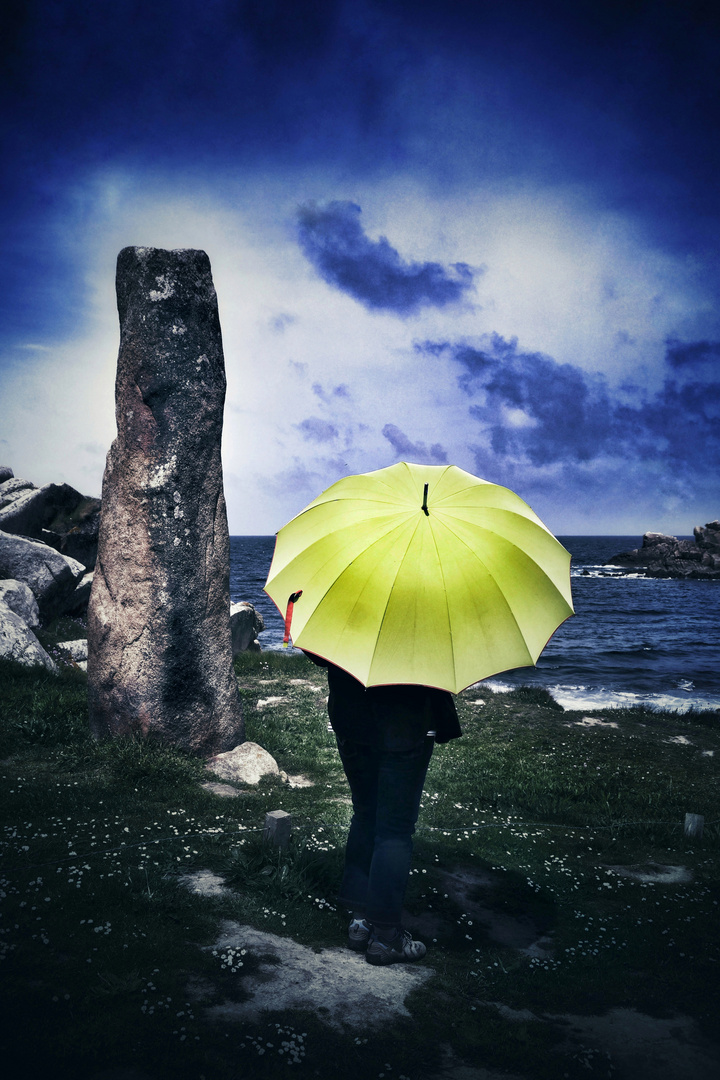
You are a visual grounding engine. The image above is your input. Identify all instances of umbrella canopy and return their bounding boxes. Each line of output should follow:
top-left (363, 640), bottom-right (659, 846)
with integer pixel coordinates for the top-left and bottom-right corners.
top-left (264, 462), bottom-right (573, 694)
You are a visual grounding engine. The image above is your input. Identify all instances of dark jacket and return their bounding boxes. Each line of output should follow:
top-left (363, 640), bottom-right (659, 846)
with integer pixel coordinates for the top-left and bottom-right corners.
top-left (304, 654), bottom-right (462, 748)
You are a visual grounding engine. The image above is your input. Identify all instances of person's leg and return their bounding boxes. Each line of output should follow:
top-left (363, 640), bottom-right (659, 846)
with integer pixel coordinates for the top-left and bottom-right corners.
top-left (365, 733), bottom-right (434, 931)
top-left (334, 736), bottom-right (380, 915)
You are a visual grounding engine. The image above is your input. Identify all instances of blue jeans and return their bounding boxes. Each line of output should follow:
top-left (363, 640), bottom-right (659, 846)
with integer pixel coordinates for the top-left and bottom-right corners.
top-left (335, 731), bottom-right (434, 928)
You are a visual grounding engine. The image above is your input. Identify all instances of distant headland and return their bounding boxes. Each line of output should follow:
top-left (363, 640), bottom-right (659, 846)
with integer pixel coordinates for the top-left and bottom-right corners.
top-left (608, 521), bottom-right (720, 579)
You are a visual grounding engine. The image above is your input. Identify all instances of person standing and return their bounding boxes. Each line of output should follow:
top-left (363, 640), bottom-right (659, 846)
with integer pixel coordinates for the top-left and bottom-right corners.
top-left (305, 654), bottom-right (462, 965)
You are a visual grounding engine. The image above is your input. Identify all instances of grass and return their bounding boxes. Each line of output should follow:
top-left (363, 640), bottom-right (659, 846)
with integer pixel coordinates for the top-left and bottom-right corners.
top-left (0, 650), bottom-right (718, 1079)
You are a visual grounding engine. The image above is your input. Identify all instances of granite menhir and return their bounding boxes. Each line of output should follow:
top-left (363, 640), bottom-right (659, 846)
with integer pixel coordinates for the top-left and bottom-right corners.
top-left (88, 247), bottom-right (244, 754)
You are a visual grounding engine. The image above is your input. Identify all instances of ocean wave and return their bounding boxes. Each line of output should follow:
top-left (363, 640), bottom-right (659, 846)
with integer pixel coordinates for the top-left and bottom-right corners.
top-left (571, 567), bottom-right (649, 579)
top-left (483, 679), bottom-right (720, 715)
top-left (258, 641), bottom-right (719, 714)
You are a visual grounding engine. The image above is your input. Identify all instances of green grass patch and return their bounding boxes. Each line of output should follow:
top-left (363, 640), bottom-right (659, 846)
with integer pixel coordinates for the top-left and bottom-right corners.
top-left (0, 657), bottom-right (91, 754)
top-left (1, 652), bottom-right (718, 1078)
top-left (34, 614), bottom-right (88, 653)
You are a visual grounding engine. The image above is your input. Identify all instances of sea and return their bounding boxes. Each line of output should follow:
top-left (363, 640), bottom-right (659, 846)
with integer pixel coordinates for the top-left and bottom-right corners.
top-left (229, 535), bottom-right (720, 715)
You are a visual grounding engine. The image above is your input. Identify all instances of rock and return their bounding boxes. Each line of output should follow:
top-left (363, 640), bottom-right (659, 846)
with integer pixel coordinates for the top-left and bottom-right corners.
top-left (201, 781), bottom-right (247, 797)
top-left (63, 571), bottom-right (94, 618)
top-left (0, 477), bottom-right (36, 506)
top-left (179, 869), bottom-right (229, 896)
top-left (56, 639), bottom-right (88, 664)
top-left (206, 741), bottom-right (280, 785)
top-left (642, 531), bottom-right (670, 547)
top-left (0, 530), bottom-right (86, 622)
top-left (230, 601), bottom-right (265, 655)
top-left (694, 520), bottom-right (720, 551)
top-left (0, 481), bottom-right (100, 570)
top-left (608, 522), bottom-right (720, 579)
top-left (287, 773), bottom-right (314, 788)
top-left (44, 500), bottom-right (101, 570)
top-left (205, 921), bottom-right (432, 1030)
top-left (0, 599), bottom-right (58, 672)
top-left (87, 246), bottom-right (244, 755)
top-left (0, 579), bottom-right (40, 629)
top-left (0, 467), bottom-right (14, 485)
top-left (0, 482), bottom-right (49, 529)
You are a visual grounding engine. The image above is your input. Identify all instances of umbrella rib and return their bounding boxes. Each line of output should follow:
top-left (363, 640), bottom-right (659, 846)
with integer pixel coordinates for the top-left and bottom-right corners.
top-left (436, 487), bottom-right (553, 536)
top-left (427, 519), bottom-right (456, 687)
top-left (440, 521), bottom-right (536, 665)
top-left (371, 515), bottom-right (423, 678)
top-left (440, 508), bottom-right (571, 598)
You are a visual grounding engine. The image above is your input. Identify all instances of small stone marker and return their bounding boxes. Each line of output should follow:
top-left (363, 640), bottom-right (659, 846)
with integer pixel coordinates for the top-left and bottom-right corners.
top-left (264, 810), bottom-right (292, 848)
top-left (684, 812), bottom-right (704, 840)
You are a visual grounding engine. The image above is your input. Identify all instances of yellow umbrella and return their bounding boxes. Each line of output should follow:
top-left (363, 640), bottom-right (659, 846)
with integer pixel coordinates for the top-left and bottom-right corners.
top-left (264, 462), bottom-right (574, 694)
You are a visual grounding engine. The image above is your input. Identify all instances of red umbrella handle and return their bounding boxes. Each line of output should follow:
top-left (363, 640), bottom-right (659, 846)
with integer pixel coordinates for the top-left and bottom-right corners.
top-left (283, 591), bottom-right (303, 647)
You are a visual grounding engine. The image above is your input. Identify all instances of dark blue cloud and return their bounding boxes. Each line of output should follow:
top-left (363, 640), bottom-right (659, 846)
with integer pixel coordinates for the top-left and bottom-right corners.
top-left (665, 339), bottom-right (720, 369)
top-left (296, 201), bottom-right (476, 314)
top-left (296, 417), bottom-right (339, 443)
top-left (417, 334), bottom-right (720, 474)
top-left (313, 381), bottom-right (351, 403)
top-left (382, 423), bottom-right (448, 464)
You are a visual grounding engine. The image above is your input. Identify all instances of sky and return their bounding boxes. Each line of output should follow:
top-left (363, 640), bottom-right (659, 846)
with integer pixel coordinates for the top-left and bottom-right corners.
top-left (1, 0), bottom-right (719, 536)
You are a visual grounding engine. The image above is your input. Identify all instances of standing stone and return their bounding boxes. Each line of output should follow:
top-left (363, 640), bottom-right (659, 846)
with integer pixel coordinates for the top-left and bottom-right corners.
top-left (87, 247), bottom-right (244, 755)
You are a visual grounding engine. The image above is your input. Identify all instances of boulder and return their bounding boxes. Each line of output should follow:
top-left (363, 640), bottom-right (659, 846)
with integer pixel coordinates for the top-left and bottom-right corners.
top-left (44, 505), bottom-right (101, 570)
top-left (206, 741), bottom-right (280, 785)
top-left (0, 481), bottom-right (100, 570)
top-left (694, 520), bottom-right (720, 551)
top-left (87, 246), bottom-right (245, 755)
top-left (0, 477), bottom-right (35, 506)
top-left (0, 482), bottom-right (44, 528)
top-left (0, 467), bottom-right (14, 485)
top-left (0, 600), bottom-right (58, 672)
top-left (0, 530), bottom-right (86, 622)
top-left (230, 601), bottom-right (265, 655)
top-left (608, 522), bottom-right (720, 579)
top-left (63, 570), bottom-right (94, 618)
top-left (56, 638), bottom-right (88, 670)
top-left (0, 579), bottom-right (40, 629)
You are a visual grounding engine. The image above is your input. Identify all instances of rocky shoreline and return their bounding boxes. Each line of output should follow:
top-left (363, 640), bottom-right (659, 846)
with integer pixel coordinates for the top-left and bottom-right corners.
top-left (607, 520), bottom-right (720, 579)
top-left (0, 466), bottom-right (264, 672)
